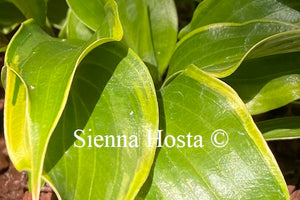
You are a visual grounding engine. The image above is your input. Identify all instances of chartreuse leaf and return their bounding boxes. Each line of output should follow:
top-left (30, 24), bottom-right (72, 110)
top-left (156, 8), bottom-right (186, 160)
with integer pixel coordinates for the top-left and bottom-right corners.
top-left (179, 0), bottom-right (300, 38)
top-left (59, 10), bottom-right (93, 41)
top-left (4, 1), bottom-right (122, 199)
top-left (8, 0), bottom-right (47, 27)
top-left (137, 65), bottom-right (289, 199)
top-left (0, 0), bottom-right (25, 34)
top-left (168, 20), bottom-right (299, 79)
top-left (43, 42), bottom-right (158, 200)
top-left (257, 116), bottom-right (300, 141)
top-left (246, 74), bottom-right (300, 115)
top-left (68, 0), bottom-right (177, 79)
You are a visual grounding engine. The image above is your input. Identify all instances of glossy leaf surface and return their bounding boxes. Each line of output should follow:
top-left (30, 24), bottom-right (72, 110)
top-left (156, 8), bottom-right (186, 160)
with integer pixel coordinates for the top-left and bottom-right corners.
top-left (138, 66), bottom-right (289, 199)
top-left (43, 43), bottom-right (158, 200)
top-left (169, 20), bottom-right (298, 79)
top-left (179, 0), bottom-right (300, 38)
top-left (4, 1), bottom-right (122, 198)
top-left (2, 0), bottom-right (299, 199)
top-left (60, 10), bottom-right (93, 41)
top-left (68, 0), bottom-right (178, 78)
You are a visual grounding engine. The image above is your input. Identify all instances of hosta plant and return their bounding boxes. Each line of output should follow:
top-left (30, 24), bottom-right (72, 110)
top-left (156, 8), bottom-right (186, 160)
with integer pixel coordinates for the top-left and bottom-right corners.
top-left (1, 0), bottom-right (300, 199)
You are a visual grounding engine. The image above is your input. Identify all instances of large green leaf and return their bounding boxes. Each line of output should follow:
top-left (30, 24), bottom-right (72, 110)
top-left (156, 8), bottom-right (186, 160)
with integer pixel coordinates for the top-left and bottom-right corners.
top-left (0, 0), bottom-right (25, 34)
top-left (168, 20), bottom-right (299, 79)
top-left (138, 65), bottom-right (289, 199)
top-left (179, 0), bottom-right (300, 38)
top-left (257, 116), bottom-right (300, 141)
top-left (4, 1), bottom-right (122, 199)
top-left (68, 0), bottom-right (178, 78)
top-left (43, 42), bottom-right (158, 200)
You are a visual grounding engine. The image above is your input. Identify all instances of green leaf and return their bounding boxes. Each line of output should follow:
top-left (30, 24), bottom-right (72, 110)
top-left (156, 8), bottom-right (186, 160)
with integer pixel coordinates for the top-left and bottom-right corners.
top-left (59, 10), bottom-right (93, 40)
top-left (257, 116), bottom-right (300, 141)
top-left (8, 0), bottom-right (47, 27)
top-left (47, 0), bottom-right (68, 28)
top-left (0, 0), bottom-right (25, 34)
top-left (168, 20), bottom-right (298, 79)
top-left (138, 65), bottom-right (289, 199)
top-left (224, 53), bottom-right (300, 115)
top-left (66, 0), bottom-right (109, 30)
top-left (0, 33), bottom-right (8, 52)
top-left (246, 74), bottom-right (300, 115)
top-left (1, 66), bottom-right (7, 87)
top-left (68, 0), bottom-right (178, 78)
top-left (43, 42), bottom-right (158, 200)
top-left (143, 0), bottom-right (178, 75)
top-left (179, 0), bottom-right (300, 38)
top-left (4, 1), bottom-right (122, 199)
top-left (222, 29), bottom-right (300, 114)
top-left (116, 0), bottom-right (178, 75)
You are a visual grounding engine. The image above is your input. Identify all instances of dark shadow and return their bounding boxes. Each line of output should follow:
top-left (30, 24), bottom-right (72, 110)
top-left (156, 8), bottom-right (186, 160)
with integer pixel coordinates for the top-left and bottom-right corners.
top-left (44, 42), bottom-right (128, 172)
top-left (277, 0), bottom-right (300, 12)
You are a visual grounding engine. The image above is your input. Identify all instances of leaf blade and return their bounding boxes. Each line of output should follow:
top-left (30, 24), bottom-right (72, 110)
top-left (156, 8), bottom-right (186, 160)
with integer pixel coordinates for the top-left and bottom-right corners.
top-left (179, 0), bottom-right (300, 38)
top-left (68, 0), bottom-right (178, 79)
top-left (224, 51), bottom-right (300, 115)
top-left (43, 43), bottom-right (159, 200)
top-left (4, 1), bottom-right (122, 198)
top-left (169, 20), bottom-right (299, 79)
top-left (257, 116), bottom-right (300, 140)
top-left (138, 65), bottom-right (289, 199)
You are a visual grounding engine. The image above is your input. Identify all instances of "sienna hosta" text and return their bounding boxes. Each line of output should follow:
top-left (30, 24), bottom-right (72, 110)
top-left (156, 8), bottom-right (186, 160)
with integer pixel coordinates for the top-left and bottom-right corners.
top-left (73, 129), bottom-right (204, 148)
